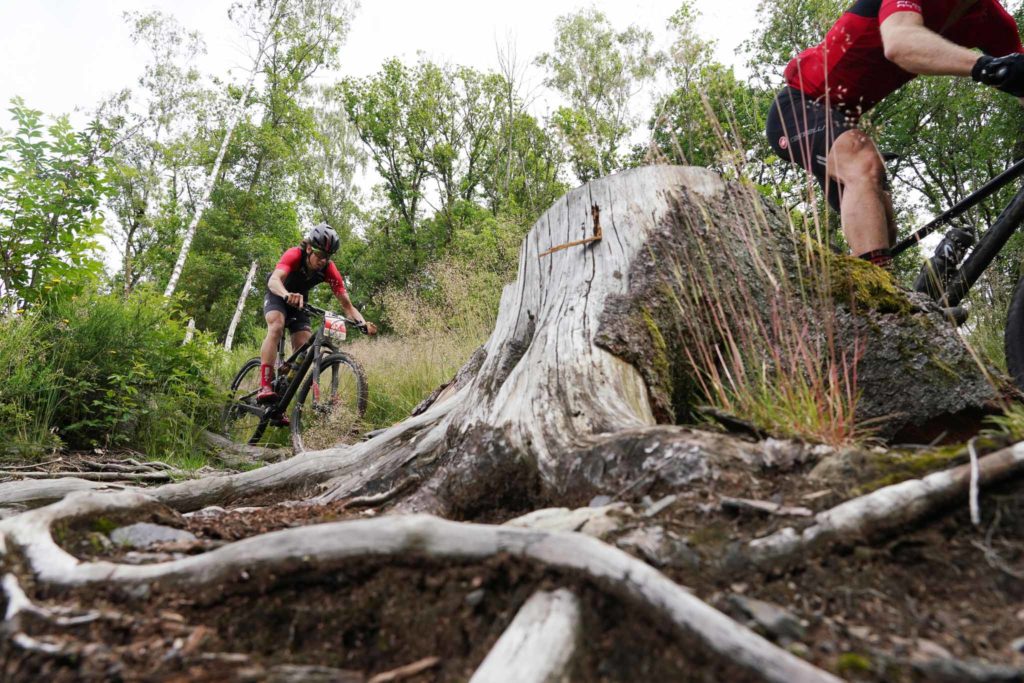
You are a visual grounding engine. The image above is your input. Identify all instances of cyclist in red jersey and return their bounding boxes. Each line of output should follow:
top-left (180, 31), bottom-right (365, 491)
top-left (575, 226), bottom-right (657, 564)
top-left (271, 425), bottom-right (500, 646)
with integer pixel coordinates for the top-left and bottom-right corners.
top-left (258, 223), bottom-right (377, 403)
top-left (766, 0), bottom-right (1024, 269)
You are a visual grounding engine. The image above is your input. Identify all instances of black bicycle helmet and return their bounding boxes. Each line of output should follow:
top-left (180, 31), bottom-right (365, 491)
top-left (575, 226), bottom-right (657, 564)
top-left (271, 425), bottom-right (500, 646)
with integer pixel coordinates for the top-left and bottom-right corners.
top-left (307, 222), bottom-right (340, 256)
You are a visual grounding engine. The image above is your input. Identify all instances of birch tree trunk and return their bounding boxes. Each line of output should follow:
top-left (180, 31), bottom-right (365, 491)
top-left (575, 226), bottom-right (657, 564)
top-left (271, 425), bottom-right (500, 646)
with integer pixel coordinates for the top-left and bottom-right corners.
top-left (224, 259), bottom-right (259, 351)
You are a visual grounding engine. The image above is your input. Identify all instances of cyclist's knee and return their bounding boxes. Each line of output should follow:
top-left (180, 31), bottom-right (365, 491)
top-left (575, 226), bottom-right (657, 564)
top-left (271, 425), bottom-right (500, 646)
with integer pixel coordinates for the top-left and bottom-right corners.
top-left (829, 132), bottom-right (885, 185)
top-left (265, 313), bottom-right (285, 336)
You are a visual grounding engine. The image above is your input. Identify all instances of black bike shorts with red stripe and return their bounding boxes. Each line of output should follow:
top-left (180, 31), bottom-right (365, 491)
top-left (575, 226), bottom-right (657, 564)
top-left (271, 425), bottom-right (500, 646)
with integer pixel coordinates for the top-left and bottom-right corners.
top-left (765, 86), bottom-right (856, 212)
top-left (263, 291), bottom-right (312, 333)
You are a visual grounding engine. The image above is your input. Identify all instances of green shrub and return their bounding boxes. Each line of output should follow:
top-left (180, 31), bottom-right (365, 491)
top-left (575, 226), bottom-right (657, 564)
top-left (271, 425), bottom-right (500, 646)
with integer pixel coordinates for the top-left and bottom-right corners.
top-left (0, 289), bottom-right (224, 461)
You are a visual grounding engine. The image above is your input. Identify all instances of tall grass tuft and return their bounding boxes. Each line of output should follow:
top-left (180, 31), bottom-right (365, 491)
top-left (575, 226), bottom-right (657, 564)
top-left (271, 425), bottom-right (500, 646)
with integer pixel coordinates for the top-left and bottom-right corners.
top-left (353, 257), bottom-right (502, 427)
top-left (649, 91), bottom-right (867, 446)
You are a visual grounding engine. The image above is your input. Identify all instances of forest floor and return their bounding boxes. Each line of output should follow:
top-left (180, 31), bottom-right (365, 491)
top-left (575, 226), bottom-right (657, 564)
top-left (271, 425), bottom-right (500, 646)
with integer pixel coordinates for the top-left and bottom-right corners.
top-left (4, 435), bottom-right (1024, 682)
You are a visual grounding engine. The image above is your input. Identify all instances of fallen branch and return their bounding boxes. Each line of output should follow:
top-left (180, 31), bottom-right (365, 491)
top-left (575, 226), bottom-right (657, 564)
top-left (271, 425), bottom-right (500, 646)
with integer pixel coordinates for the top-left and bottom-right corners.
top-left (745, 441), bottom-right (1024, 568)
top-left (470, 589), bottom-right (581, 683)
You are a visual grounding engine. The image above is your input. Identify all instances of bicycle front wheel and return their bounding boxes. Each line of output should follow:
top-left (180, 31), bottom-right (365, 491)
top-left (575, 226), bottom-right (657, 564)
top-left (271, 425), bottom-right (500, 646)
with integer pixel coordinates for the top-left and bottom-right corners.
top-left (1005, 274), bottom-right (1024, 391)
top-left (222, 357), bottom-right (269, 445)
top-left (291, 352), bottom-right (368, 452)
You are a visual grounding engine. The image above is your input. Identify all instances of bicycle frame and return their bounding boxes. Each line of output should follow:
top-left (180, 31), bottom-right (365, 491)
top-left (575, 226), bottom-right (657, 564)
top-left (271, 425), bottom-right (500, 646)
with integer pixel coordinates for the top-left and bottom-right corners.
top-left (892, 157), bottom-right (1024, 308)
top-left (234, 305), bottom-right (351, 425)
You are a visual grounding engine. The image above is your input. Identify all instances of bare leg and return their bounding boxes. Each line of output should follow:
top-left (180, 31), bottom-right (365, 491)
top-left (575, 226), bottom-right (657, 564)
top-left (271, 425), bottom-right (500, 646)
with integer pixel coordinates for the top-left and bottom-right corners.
top-left (826, 129), bottom-right (892, 255)
top-left (290, 329), bottom-right (311, 354)
top-left (261, 312), bottom-right (286, 367)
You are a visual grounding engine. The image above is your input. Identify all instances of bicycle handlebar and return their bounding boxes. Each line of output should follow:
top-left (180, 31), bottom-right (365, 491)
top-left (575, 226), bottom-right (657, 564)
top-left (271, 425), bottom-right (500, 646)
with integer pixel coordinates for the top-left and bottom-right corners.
top-left (295, 302), bottom-right (368, 333)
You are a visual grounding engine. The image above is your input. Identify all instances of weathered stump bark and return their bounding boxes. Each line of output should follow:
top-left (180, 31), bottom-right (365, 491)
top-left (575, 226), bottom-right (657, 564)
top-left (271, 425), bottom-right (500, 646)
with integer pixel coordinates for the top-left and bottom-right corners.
top-left (315, 165), bottom-right (995, 515)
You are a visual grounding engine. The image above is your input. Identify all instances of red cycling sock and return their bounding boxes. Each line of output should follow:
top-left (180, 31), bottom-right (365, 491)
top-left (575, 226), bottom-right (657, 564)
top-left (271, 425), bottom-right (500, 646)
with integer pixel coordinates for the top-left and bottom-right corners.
top-left (260, 363), bottom-right (275, 388)
top-left (857, 248), bottom-right (893, 270)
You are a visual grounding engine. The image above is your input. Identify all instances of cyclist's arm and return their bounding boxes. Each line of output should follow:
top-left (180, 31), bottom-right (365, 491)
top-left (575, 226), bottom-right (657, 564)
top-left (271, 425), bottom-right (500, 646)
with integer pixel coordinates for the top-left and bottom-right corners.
top-left (268, 268), bottom-right (304, 307)
top-left (879, 12), bottom-right (979, 76)
top-left (333, 288), bottom-right (377, 335)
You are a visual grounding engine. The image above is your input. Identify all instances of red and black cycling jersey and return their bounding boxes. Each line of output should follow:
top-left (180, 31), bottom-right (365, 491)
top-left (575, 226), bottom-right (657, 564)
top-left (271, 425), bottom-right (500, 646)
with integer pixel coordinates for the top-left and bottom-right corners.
top-left (270, 246), bottom-right (347, 298)
top-left (784, 0), bottom-right (1023, 118)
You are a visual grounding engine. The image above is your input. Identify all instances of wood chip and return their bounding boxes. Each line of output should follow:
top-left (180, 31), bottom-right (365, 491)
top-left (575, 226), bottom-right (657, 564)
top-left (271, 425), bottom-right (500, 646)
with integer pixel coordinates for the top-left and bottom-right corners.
top-left (368, 656), bottom-right (441, 683)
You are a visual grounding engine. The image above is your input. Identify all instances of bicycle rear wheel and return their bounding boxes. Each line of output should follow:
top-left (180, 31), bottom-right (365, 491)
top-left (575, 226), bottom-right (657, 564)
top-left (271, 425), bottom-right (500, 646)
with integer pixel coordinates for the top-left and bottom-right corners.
top-left (1005, 275), bottom-right (1024, 391)
top-left (291, 352), bottom-right (368, 452)
top-left (222, 357), bottom-right (270, 445)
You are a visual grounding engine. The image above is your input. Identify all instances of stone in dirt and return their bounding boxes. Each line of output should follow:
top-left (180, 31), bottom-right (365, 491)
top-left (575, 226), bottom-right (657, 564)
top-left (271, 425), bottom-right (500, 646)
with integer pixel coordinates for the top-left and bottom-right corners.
top-left (616, 525), bottom-right (701, 570)
top-left (728, 595), bottom-right (807, 643)
top-left (110, 522), bottom-right (197, 549)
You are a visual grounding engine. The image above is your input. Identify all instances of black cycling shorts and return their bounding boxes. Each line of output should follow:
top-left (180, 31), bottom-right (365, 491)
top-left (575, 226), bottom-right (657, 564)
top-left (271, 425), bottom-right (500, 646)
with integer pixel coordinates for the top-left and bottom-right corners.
top-left (263, 291), bottom-right (312, 333)
top-left (765, 86), bottom-right (857, 212)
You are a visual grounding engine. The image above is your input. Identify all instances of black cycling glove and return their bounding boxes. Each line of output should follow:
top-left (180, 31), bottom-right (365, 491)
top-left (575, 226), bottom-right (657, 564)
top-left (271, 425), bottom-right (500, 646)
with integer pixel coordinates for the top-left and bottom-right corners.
top-left (972, 53), bottom-right (1024, 97)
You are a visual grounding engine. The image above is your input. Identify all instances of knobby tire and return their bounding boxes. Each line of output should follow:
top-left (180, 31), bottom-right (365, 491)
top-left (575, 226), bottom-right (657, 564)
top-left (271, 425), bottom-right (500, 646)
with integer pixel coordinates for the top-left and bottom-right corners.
top-left (291, 352), bottom-right (368, 452)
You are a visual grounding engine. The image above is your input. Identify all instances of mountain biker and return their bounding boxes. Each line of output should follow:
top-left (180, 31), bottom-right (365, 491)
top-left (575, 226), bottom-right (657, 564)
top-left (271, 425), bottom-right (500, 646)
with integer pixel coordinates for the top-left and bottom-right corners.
top-left (258, 223), bottom-right (378, 403)
top-left (766, 0), bottom-right (1024, 271)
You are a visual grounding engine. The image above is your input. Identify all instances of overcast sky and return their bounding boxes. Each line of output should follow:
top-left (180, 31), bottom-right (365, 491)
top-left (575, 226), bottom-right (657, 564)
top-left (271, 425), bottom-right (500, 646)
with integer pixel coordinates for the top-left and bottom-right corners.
top-left (0, 0), bottom-right (759, 121)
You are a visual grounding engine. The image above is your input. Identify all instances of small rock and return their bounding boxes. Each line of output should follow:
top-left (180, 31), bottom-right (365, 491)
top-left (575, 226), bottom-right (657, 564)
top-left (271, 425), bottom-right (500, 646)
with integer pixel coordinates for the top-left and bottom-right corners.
top-left (847, 625), bottom-right (872, 641)
top-left (787, 642), bottom-right (810, 658)
top-left (588, 495), bottom-right (613, 508)
top-left (912, 638), bottom-right (954, 662)
top-left (729, 595), bottom-right (807, 642)
top-left (110, 523), bottom-right (197, 550)
top-left (1010, 637), bottom-right (1024, 654)
top-left (616, 526), bottom-right (701, 569)
top-left (183, 506), bottom-right (226, 518)
top-left (808, 448), bottom-right (873, 484)
top-left (465, 589), bottom-right (485, 608)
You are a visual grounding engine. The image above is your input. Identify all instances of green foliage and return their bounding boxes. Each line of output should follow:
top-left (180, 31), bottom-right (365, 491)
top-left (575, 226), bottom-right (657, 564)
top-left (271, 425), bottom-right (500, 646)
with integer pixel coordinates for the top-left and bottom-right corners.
top-left (0, 99), bottom-right (110, 311)
top-left (0, 289), bottom-right (224, 459)
top-left (537, 8), bottom-right (660, 182)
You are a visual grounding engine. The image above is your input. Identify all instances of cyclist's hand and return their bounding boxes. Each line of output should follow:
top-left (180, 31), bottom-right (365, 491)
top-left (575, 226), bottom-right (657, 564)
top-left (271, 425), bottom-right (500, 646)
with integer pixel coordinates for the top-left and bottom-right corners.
top-left (363, 321), bottom-right (378, 335)
top-left (285, 292), bottom-right (304, 308)
top-left (973, 54), bottom-right (1024, 97)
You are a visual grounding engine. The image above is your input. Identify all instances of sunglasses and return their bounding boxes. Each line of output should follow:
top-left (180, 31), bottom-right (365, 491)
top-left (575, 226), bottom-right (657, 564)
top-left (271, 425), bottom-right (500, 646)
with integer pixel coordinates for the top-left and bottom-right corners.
top-left (310, 247), bottom-right (330, 259)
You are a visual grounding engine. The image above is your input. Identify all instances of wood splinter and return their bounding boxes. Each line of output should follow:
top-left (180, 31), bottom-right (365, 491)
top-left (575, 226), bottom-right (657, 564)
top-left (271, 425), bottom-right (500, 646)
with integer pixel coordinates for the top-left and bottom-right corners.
top-left (539, 204), bottom-right (603, 257)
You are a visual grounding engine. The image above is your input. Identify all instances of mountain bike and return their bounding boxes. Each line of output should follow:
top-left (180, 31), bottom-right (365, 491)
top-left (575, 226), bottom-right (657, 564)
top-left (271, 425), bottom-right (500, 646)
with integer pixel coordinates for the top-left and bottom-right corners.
top-left (890, 155), bottom-right (1024, 389)
top-left (222, 304), bottom-right (369, 451)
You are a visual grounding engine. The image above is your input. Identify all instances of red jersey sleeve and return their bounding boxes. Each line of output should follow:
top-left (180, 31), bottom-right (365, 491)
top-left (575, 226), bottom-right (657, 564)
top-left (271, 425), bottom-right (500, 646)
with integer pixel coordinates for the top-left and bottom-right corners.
top-left (325, 262), bottom-right (347, 298)
top-left (275, 247), bottom-right (303, 275)
top-left (879, 0), bottom-right (922, 23)
top-left (979, 0), bottom-right (1024, 56)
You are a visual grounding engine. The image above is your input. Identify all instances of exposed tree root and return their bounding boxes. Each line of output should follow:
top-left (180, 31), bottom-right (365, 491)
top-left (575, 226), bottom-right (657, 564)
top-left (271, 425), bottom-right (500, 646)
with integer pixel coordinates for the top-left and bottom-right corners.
top-left (744, 441), bottom-right (1024, 568)
top-left (0, 491), bottom-right (839, 683)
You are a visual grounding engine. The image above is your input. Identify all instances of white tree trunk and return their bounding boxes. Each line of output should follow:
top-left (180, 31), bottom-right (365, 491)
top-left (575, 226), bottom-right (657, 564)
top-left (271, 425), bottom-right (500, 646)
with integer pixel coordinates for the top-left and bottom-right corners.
top-left (224, 259), bottom-right (259, 350)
